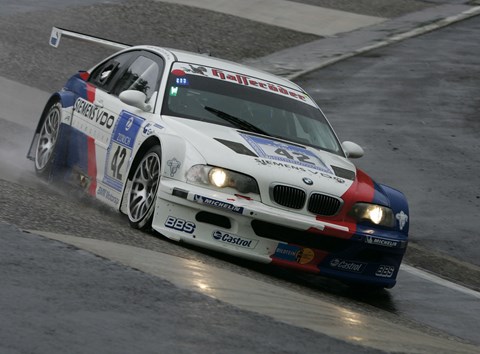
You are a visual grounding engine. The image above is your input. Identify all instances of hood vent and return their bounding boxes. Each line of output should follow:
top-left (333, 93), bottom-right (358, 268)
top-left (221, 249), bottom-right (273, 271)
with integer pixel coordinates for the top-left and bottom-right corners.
top-left (214, 138), bottom-right (257, 157)
top-left (332, 166), bottom-right (355, 181)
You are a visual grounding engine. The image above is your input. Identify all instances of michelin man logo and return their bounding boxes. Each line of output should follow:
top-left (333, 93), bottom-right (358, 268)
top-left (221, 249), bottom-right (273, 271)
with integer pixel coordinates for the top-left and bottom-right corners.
top-left (167, 158), bottom-right (181, 177)
top-left (396, 211), bottom-right (409, 231)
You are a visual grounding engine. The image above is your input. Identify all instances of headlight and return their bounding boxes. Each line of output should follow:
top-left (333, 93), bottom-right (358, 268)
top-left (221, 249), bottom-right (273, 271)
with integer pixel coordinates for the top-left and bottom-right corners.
top-left (209, 168), bottom-right (228, 187)
top-left (186, 165), bottom-right (259, 194)
top-left (349, 203), bottom-right (395, 228)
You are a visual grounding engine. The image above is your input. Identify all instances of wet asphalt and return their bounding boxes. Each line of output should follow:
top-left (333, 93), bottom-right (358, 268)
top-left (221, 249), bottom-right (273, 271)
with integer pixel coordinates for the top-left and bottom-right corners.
top-left (1, 0), bottom-right (480, 352)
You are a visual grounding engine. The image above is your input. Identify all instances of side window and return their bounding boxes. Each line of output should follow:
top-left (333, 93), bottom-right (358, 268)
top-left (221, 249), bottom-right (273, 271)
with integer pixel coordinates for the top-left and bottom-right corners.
top-left (112, 55), bottom-right (161, 100)
top-left (89, 52), bottom-right (132, 90)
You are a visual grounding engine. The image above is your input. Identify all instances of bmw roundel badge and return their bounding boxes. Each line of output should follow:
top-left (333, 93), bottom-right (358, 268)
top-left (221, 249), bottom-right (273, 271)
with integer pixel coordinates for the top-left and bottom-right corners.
top-left (302, 177), bottom-right (313, 185)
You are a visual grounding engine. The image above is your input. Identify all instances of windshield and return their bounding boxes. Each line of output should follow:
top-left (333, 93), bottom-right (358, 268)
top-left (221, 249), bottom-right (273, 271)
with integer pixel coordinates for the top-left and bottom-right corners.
top-left (161, 62), bottom-right (343, 156)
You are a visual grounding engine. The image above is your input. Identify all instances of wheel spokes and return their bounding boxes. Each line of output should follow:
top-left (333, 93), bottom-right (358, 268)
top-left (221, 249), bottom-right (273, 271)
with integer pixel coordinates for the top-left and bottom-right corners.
top-left (128, 152), bottom-right (160, 222)
top-left (36, 106), bottom-right (61, 170)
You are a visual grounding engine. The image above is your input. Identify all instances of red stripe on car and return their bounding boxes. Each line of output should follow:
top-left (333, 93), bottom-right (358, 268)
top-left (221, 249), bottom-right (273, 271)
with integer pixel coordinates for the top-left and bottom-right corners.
top-left (311, 169), bottom-right (375, 239)
top-left (86, 83), bottom-right (96, 102)
top-left (87, 137), bottom-right (97, 196)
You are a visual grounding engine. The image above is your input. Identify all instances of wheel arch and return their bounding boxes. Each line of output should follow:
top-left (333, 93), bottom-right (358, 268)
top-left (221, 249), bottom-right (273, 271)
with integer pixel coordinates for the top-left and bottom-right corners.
top-left (128, 136), bottom-right (162, 181)
top-left (33, 94), bottom-right (61, 134)
top-left (34, 92), bottom-right (76, 133)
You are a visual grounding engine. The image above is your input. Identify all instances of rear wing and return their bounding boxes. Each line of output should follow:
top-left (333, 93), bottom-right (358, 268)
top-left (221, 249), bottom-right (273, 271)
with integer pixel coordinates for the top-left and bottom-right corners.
top-left (49, 27), bottom-right (131, 51)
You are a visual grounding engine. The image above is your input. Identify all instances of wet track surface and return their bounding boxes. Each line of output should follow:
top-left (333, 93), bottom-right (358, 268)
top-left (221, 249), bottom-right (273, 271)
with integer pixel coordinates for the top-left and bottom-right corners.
top-left (1, 0), bottom-right (480, 352)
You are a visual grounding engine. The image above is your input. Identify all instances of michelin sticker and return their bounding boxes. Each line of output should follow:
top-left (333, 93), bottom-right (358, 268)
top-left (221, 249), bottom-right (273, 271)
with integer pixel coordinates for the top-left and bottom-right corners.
top-left (365, 236), bottom-right (399, 248)
top-left (193, 195), bottom-right (244, 214)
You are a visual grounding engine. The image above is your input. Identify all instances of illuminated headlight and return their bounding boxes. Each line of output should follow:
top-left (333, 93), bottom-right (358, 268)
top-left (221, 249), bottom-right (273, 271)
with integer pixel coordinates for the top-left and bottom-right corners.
top-left (209, 168), bottom-right (228, 187)
top-left (186, 165), bottom-right (259, 194)
top-left (349, 203), bottom-right (395, 228)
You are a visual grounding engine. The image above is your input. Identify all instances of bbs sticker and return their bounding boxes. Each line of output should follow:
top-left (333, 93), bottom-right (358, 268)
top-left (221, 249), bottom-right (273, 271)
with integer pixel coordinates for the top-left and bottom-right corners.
top-left (375, 265), bottom-right (395, 278)
top-left (164, 216), bottom-right (196, 234)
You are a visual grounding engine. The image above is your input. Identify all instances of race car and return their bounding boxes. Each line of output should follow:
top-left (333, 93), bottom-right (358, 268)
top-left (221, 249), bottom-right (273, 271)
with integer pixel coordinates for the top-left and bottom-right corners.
top-left (28, 27), bottom-right (409, 289)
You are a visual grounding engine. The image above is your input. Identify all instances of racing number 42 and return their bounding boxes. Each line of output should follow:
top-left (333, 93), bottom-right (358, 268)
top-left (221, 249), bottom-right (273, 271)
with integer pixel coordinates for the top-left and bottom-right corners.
top-left (275, 148), bottom-right (313, 164)
top-left (111, 145), bottom-right (127, 180)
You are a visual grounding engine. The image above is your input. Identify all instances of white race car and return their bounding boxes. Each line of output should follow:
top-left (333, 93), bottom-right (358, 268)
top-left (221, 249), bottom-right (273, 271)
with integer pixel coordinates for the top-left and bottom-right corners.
top-left (28, 28), bottom-right (409, 288)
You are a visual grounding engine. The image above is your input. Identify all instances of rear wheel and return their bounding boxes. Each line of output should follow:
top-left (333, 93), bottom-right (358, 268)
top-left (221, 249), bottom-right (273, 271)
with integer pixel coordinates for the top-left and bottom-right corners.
top-left (35, 101), bottom-right (62, 178)
top-left (127, 145), bottom-right (162, 230)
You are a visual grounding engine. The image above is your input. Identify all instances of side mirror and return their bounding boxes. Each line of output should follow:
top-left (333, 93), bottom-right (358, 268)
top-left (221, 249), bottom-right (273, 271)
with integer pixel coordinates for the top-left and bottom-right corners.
top-left (119, 90), bottom-right (152, 112)
top-left (342, 141), bottom-right (364, 159)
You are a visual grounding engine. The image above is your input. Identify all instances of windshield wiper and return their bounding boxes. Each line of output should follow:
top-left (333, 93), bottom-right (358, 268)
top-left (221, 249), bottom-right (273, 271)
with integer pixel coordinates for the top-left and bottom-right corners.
top-left (204, 106), bottom-right (270, 136)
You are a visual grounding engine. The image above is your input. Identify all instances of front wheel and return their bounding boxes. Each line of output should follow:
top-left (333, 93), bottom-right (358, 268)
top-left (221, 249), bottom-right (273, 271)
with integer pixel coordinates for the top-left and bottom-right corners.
top-left (127, 145), bottom-right (162, 230)
top-left (34, 101), bottom-right (62, 178)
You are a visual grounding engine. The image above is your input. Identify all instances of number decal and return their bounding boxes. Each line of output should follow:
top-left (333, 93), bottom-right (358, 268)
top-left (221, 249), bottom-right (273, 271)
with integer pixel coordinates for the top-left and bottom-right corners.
top-left (110, 145), bottom-right (127, 180)
top-left (274, 148), bottom-right (293, 160)
top-left (241, 133), bottom-right (333, 174)
top-left (104, 111), bottom-right (145, 192)
top-left (275, 148), bottom-right (314, 164)
top-left (292, 152), bottom-right (314, 164)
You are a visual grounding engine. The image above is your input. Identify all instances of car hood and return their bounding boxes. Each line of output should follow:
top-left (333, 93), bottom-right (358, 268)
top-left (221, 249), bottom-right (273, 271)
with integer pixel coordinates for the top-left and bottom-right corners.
top-left (163, 116), bottom-right (359, 198)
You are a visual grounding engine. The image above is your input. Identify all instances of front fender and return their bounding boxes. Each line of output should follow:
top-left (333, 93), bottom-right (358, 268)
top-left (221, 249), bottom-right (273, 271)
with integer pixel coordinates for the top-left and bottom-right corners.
top-left (159, 133), bottom-right (206, 180)
top-left (379, 183), bottom-right (410, 235)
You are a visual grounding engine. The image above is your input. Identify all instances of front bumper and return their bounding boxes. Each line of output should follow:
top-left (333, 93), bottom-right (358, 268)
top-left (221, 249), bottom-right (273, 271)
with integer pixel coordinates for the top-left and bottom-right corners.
top-left (153, 178), bottom-right (407, 288)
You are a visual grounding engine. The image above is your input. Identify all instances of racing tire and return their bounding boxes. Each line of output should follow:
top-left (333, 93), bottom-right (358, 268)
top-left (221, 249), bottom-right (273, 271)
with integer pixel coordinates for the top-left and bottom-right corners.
top-left (127, 145), bottom-right (162, 230)
top-left (34, 101), bottom-right (62, 179)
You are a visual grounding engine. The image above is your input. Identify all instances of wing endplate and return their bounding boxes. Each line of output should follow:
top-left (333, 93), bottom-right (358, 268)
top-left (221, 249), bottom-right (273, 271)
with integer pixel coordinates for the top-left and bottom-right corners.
top-left (49, 27), bottom-right (131, 50)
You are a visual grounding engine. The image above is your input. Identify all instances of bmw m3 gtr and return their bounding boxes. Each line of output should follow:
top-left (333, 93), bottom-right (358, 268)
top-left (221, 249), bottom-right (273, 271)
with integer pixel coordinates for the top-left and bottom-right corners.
top-left (28, 28), bottom-right (409, 289)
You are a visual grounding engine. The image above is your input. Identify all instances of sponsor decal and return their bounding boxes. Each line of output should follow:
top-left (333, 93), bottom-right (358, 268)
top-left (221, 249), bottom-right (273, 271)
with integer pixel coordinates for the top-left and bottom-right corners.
top-left (212, 230), bottom-right (258, 249)
top-left (164, 216), bottom-right (196, 234)
top-left (97, 186), bottom-right (119, 206)
top-left (375, 265), bottom-right (395, 278)
top-left (296, 248), bottom-right (315, 265)
top-left (254, 158), bottom-right (345, 184)
top-left (211, 68), bottom-right (307, 102)
top-left (166, 158), bottom-right (181, 177)
top-left (329, 258), bottom-right (366, 273)
top-left (125, 117), bottom-right (134, 131)
top-left (181, 64), bottom-right (207, 76)
top-left (104, 111), bottom-right (144, 191)
top-left (396, 211), bottom-right (409, 231)
top-left (193, 195), bottom-right (244, 214)
top-left (142, 122), bottom-right (163, 136)
top-left (274, 244), bottom-right (301, 262)
top-left (365, 236), bottom-right (399, 248)
top-left (243, 134), bottom-right (333, 175)
top-left (74, 98), bottom-right (115, 129)
top-left (274, 244), bottom-right (315, 264)
top-left (50, 28), bottom-right (61, 47)
top-left (172, 63), bottom-right (313, 105)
